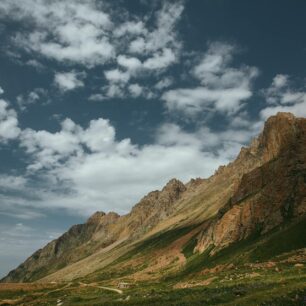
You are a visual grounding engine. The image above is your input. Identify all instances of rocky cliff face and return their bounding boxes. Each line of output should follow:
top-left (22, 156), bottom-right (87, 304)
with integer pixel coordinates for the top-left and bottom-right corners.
top-left (2, 112), bottom-right (306, 283)
top-left (195, 112), bottom-right (306, 254)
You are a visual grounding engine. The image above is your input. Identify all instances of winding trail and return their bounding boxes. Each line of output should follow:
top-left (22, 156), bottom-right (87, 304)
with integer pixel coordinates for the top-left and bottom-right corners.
top-left (79, 282), bottom-right (123, 294)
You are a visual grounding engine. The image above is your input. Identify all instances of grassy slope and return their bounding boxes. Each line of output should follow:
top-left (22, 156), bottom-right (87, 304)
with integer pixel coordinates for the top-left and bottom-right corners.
top-left (174, 216), bottom-right (306, 278)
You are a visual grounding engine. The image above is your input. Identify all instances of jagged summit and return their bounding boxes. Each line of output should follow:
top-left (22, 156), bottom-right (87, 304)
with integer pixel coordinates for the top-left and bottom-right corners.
top-left (86, 211), bottom-right (106, 224)
top-left (236, 112), bottom-right (299, 161)
top-left (258, 112), bottom-right (301, 161)
top-left (87, 211), bottom-right (120, 225)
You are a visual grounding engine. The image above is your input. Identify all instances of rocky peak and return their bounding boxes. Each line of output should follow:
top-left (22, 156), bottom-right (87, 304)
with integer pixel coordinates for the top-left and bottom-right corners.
top-left (196, 113), bottom-right (306, 255)
top-left (186, 178), bottom-right (206, 190)
top-left (128, 178), bottom-right (187, 231)
top-left (86, 211), bottom-right (106, 224)
top-left (257, 112), bottom-right (298, 161)
top-left (232, 112), bottom-right (299, 169)
top-left (161, 178), bottom-right (186, 195)
top-left (87, 211), bottom-right (120, 227)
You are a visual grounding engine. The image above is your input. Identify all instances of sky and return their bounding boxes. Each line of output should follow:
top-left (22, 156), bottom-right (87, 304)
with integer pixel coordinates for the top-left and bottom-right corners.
top-left (0, 0), bottom-right (305, 278)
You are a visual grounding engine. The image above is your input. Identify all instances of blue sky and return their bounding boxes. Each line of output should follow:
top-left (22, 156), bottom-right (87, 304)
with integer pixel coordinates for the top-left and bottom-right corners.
top-left (0, 0), bottom-right (305, 277)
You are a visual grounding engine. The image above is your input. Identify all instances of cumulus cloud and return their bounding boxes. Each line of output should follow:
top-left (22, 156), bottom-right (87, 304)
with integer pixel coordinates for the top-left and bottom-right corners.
top-left (104, 69), bottom-right (130, 84)
top-left (142, 48), bottom-right (176, 70)
top-left (54, 71), bottom-right (85, 92)
top-left (128, 84), bottom-right (143, 97)
top-left (1, 0), bottom-right (114, 66)
top-left (1, 0), bottom-right (185, 101)
top-left (117, 55), bottom-right (142, 71)
top-left (0, 99), bottom-right (20, 141)
top-left (0, 107), bottom-right (260, 217)
top-left (1, 0), bottom-right (183, 72)
top-left (162, 42), bottom-right (259, 117)
top-left (155, 77), bottom-right (173, 90)
top-left (114, 21), bottom-right (147, 38)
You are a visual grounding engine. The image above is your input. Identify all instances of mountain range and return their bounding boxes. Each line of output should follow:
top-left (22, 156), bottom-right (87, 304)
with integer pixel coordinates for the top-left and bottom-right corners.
top-left (1, 112), bottom-right (306, 305)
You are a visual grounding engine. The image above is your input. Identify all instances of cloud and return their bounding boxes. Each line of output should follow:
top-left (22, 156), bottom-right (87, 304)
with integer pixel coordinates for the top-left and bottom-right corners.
top-left (0, 99), bottom-right (20, 141)
top-left (0, 106), bottom-right (259, 217)
top-left (128, 84), bottom-right (143, 97)
top-left (25, 59), bottom-right (45, 70)
top-left (0, 175), bottom-right (27, 189)
top-left (155, 77), bottom-right (173, 90)
top-left (54, 71), bottom-right (85, 92)
top-left (261, 74), bottom-right (306, 118)
top-left (162, 42), bottom-right (259, 117)
top-left (2, 0), bottom-right (183, 73)
top-left (114, 21), bottom-right (148, 38)
top-left (1, 0), bottom-right (114, 66)
top-left (0, 87), bottom-right (4, 95)
top-left (1, 0), bottom-right (185, 102)
top-left (142, 48), bottom-right (176, 70)
top-left (128, 1), bottom-right (184, 55)
top-left (104, 69), bottom-right (130, 84)
top-left (16, 88), bottom-right (48, 111)
top-left (117, 55), bottom-right (142, 71)
top-left (88, 93), bottom-right (106, 102)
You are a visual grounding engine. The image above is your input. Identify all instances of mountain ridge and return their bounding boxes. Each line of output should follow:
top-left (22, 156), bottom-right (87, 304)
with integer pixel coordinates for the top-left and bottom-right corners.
top-left (2, 112), bottom-right (306, 284)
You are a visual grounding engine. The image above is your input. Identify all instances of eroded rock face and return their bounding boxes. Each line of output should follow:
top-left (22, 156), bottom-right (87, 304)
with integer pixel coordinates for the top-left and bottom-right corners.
top-left (196, 112), bottom-right (306, 254)
top-left (124, 178), bottom-right (187, 236)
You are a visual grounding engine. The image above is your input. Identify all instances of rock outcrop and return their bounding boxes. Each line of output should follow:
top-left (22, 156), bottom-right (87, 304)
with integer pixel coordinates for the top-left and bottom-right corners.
top-left (195, 112), bottom-right (306, 254)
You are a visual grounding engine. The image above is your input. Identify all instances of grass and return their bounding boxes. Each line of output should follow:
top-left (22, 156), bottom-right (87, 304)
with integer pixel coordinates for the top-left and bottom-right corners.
top-left (249, 217), bottom-right (306, 262)
top-left (2, 217), bottom-right (306, 305)
top-left (116, 224), bottom-right (197, 262)
top-left (181, 235), bottom-right (198, 259)
top-left (2, 266), bottom-right (306, 305)
top-left (89, 224), bottom-right (198, 281)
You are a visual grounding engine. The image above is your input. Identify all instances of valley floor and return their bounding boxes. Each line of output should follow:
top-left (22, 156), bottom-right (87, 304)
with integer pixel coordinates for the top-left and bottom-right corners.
top-left (1, 258), bottom-right (306, 306)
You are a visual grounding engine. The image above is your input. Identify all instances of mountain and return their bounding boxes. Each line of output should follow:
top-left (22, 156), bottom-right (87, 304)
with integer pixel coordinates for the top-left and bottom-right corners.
top-left (2, 112), bottom-right (306, 291)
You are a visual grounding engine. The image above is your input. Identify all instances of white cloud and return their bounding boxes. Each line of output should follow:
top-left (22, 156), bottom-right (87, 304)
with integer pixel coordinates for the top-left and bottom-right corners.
top-left (128, 84), bottom-right (143, 97)
top-left (0, 108), bottom-right (260, 216)
top-left (0, 175), bottom-right (27, 189)
top-left (1, 0), bottom-right (114, 66)
top-left (155, 77), bottom-right (173, 90)
top-left (143, 48), bottom-right (176, 70)
top-left (129, 37), bottom-right (146, 54)
top-left (2, 1), bottom-right (185, 102)
top-left (104, 69), bottom-right (130, 84)
top-left (117, 55), bottom-right (142, 71)
top-left (2, 0), bottom-right (183, 72)
top-left (114, 21), bottom-right (147, 38)
top-left (261, 74), bottom-right (306, 118)
top-left (128, 2), bottom-right (184, 55)
top-left (16, 88), bottom-right (48, 111)
top-left (25, 59), bottom-right (45, 70)
top-left (162, 42), bottom-right (259, 117)
top-left (0, 99), bottom-right (20, 141)
top-left (0, 87), bottom-right (4, 95)
top-left (54, 71), bottom-right (85, 92)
